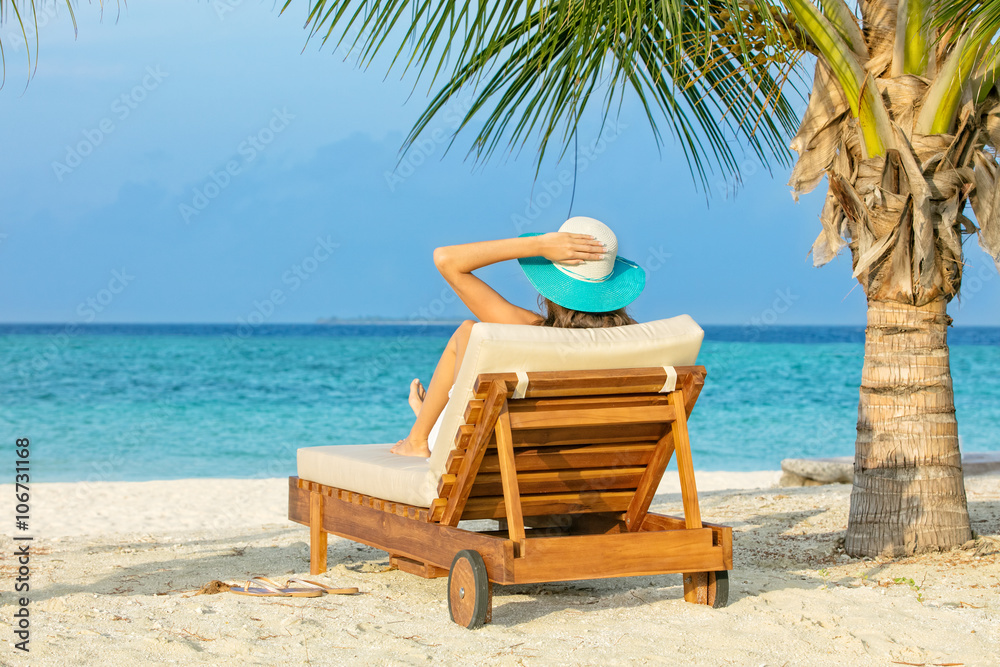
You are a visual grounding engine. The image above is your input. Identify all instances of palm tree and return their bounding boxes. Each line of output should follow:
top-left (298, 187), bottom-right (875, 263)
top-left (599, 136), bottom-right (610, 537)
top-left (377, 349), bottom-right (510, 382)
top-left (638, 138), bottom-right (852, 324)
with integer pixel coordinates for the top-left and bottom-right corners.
top-left (279, 0), bottom-right (999, 557)
top-left (776, 0), bottom-right (1000, 556)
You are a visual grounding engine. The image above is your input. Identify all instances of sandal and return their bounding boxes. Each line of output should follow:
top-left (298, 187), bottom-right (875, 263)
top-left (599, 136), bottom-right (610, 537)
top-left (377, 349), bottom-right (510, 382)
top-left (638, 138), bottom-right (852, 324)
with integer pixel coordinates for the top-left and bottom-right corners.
top-left (230, 576), bottom-right (323, 597)
top-left (286, 577), bottom-right (360, 595)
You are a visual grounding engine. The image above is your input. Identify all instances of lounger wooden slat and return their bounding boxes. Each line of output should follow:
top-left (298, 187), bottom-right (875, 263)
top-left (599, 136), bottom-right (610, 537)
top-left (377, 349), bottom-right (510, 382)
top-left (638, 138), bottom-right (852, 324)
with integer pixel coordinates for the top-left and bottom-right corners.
top-left (473, 366), bottom-right (707, 400)
top-left (464, 399), bottom-right (484, 424)
top-left (290, 363), bottom-right (731, 627)
top-left (309, 491), bottom-right (327, 574)
top-left (478, 443), bottom-right (657, 474)
top-left (441, 380), bottom-right (507, 526)
top-left (454, 424), bottom-right (476, 450)
top-left (445, 450), bottom-right (464, 474)
top-left (669, 390), bottom-right (703, 532)
top-left (511, 529), bottom-right (721, 584)
top-left (390, 555), bottom-right (449, 579)
top-left (454, 424), bottom-right (665, 452)
top-left (503, 423), bottom-right (664, 447)
top-left (296, 478), bottom-right (432, 524)
top-left (440, 463), bottom-right (648, 500)
top-left (624, 424), bottom-right (677, 531)
top-left (469, 467), bottom-right (647, 497)
top-left (494, 403), bottom-right (526, 554)
top-left (461, 490), bottom-right (636, 519)
top-left (507, 405), bottom-right (675, 429)
top-left (519, 403), bottom-right (674, 429)
top-left (428, 498), bottom-right (448, 521)
top-left (508, 394), bottom-right (673, 411)
top-left (680, 370), bottom-right (706, 417)
top-left (436, 474), bottom-right (457, 496)
top-left (641, 513), bottom-right (734, 570)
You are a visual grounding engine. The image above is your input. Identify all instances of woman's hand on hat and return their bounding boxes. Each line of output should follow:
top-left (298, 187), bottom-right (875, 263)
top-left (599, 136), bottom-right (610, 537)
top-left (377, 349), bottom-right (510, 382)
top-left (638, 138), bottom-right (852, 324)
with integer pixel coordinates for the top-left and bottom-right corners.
top-left (536, 232), bottom-right (605, 265)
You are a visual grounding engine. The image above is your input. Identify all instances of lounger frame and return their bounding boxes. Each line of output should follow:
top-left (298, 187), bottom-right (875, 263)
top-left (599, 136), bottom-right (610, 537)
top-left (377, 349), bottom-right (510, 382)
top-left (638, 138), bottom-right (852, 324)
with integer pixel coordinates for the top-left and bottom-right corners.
top-left (288, 366), bottom-right (732, 614)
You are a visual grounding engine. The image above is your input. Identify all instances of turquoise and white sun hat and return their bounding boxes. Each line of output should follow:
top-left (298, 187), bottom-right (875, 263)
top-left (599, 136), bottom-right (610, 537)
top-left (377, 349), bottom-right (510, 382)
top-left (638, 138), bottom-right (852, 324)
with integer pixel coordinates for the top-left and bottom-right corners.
top-left (518, 216), bottom-right (645, 313)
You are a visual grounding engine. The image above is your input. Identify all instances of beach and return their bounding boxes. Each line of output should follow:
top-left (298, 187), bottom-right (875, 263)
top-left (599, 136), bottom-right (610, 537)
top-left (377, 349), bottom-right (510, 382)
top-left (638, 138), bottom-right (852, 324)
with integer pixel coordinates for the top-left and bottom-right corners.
top-left (3, 327), bottom-right (997, 666)
top-left (6, 0), bottom-right (1000, 663)
top-left (3, 471), bottom-right (997, 666)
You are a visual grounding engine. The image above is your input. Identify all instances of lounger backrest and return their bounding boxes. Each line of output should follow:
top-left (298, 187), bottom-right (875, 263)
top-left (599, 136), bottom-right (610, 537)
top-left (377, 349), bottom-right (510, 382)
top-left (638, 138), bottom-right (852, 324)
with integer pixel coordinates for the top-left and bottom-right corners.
top-left (433, 366), bottom-right (707, 525)
top-left (427, 315), bottom-right (704, 478)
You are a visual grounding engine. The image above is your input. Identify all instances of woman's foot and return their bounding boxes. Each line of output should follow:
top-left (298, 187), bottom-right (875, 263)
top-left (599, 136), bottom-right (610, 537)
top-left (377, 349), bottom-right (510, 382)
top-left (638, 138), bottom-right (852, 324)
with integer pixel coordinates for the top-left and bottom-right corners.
top-left (391, 434), bottom-right (430, 458)
top-left (407, 378), bottom-right (426, 417)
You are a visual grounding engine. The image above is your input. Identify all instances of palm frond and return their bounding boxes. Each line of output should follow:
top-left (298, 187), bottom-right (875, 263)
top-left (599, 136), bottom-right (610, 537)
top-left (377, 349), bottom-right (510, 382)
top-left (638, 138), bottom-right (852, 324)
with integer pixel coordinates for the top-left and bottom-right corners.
top-left (282, 0), bottom-right (804, 191)
top-left (916, 21), bottom-right (999, 133)
top-left (932, 0), bottom-right (1000, 46)
top-left (0, 0), bottom-right (98, 87)
top-left (783, 0), bottom-right (889, 157)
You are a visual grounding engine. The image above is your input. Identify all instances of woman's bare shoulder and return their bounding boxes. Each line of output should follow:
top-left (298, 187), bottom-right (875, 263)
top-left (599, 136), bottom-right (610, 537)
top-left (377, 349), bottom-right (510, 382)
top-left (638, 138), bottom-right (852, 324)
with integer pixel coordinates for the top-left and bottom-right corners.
top-left (484, 310), bottom-right (544, 326)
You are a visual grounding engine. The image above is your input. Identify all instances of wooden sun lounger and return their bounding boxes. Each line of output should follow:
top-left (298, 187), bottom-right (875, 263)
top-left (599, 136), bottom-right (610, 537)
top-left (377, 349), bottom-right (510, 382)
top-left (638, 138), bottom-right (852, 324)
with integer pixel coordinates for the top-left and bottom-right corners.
top-left (288, 366), bottom-right (732, 628)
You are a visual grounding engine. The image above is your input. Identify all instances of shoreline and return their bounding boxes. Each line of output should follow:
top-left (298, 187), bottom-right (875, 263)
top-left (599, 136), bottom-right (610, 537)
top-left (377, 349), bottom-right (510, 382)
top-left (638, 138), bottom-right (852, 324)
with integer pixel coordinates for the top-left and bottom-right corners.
top-left (28, 450), bottom-right (1000, 488)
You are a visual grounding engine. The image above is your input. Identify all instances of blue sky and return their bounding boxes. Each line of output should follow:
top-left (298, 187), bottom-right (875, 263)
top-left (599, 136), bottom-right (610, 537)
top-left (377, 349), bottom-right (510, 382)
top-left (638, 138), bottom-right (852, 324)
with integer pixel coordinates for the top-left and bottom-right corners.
top-left (1, 1), bottom-right (997, 326)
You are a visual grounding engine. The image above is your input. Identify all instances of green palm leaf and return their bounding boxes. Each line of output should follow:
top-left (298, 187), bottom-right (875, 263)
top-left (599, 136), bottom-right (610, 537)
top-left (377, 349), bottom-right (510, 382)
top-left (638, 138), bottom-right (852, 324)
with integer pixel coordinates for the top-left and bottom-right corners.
top-left (282, 0), bottom-right (803, 190)
top-left (933, 0), bottom-right (1000, 45)
top-left (0, 0), bottom-right (90, 85)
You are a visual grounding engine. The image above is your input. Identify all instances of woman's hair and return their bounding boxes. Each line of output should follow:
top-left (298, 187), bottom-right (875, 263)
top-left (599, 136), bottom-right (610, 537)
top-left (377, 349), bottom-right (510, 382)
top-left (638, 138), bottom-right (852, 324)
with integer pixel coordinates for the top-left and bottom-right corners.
top-left (538, 296), bottom-right (637, 329)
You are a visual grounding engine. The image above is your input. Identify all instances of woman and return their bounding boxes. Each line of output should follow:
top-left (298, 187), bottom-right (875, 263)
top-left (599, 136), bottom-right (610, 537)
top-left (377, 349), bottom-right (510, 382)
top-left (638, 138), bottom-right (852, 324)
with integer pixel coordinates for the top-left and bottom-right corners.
top-left (391, 216), bottom-right (646, 457)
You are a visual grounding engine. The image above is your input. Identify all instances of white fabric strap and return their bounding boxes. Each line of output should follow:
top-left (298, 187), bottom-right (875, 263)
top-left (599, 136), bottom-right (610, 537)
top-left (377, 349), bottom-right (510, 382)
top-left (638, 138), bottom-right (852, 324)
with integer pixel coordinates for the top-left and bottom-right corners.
top-left (553, 261), bottom-right (613, 283)
top-left (512, 371), bottom-right (530, 399)
top-left (658, 366), bottom-right (677, 393)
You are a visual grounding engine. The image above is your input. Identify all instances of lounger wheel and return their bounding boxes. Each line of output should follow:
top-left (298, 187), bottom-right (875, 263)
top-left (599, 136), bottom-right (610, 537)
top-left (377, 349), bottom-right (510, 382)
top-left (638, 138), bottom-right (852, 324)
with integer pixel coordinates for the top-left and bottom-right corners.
top-left (683, 570), bottom-right (729, 608)
top-left (709, 570), bottom-right (729, 609)
top-left (448, 550), bottom-right (492, 629)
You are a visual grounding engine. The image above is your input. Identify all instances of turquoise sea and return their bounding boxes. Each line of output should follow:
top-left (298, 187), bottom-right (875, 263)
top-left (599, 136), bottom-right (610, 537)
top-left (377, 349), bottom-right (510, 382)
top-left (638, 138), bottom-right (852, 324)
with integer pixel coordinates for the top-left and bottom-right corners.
top-left (1, 324), bottom-right (998, 482)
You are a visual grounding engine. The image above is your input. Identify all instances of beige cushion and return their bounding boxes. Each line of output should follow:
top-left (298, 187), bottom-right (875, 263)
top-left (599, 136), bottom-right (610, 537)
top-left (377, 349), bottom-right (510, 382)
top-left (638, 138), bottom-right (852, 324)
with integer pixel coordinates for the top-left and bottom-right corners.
top-left (297, 445), bottom-right (439, 509)
top-left (297, 314), bottom-right (704, 508)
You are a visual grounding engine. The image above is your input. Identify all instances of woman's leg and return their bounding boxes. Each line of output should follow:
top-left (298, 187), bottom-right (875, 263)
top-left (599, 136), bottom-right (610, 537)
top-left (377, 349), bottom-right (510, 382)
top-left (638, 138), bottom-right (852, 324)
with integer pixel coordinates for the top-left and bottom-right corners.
top-left (391, 320), bottom-right (475, 457)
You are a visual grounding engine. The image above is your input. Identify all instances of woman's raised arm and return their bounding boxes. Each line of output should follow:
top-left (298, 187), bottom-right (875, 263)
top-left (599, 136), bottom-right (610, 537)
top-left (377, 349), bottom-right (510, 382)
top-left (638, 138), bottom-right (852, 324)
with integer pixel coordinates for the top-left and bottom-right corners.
top-left (433, 233), bottom-right (605, 324)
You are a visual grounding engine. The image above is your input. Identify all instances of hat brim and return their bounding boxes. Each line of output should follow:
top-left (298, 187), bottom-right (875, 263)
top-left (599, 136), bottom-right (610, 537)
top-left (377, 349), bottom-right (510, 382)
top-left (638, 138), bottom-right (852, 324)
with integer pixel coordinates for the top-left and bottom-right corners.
top-left (517, 233), bottom-right (645, 313)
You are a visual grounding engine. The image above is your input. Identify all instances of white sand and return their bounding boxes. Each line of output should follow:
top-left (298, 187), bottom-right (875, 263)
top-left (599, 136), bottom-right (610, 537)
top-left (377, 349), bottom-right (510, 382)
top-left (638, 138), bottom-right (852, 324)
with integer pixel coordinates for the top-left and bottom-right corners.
top-left (1, 472), bottom-right (997, 666)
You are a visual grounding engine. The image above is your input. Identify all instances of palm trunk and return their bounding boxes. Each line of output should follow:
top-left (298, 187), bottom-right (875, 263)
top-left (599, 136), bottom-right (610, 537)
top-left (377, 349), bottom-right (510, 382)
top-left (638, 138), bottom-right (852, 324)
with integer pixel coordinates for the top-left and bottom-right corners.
top-left (845, 299), bottom-right (972, 557)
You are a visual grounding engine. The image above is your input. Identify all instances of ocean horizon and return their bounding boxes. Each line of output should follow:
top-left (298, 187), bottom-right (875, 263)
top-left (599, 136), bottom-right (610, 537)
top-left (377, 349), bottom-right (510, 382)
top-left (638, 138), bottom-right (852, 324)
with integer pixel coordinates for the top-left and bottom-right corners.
top-left (3, 323), bottom-right (998, 483)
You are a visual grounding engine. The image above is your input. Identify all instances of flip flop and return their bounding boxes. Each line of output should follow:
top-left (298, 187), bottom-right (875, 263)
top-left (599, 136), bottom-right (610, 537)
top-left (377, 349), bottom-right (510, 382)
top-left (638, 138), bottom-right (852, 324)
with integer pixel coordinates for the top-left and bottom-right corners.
top-left (286, 577), bottom-right (360, 595)
top-left (230, 576), bottom-right (323, 597)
